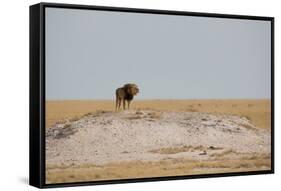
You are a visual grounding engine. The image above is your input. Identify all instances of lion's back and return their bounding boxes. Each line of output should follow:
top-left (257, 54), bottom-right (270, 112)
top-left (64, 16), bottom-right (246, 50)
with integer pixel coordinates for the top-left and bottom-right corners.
top-left (116, 87), bottom-right (126, 99)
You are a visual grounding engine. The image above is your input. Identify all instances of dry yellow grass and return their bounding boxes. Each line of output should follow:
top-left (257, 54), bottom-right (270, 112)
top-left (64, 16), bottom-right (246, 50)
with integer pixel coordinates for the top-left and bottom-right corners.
top-left (46, 99), bottom-right (271, 129)
top-left (46, 154), bottom-right (271, 184)
top-left (149, 145), bottom-right (223, 155)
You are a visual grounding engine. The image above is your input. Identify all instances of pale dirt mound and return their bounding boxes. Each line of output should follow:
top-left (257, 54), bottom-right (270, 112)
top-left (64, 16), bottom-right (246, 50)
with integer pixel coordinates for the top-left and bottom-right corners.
top-left (46, 110), bottom-right (270, 168)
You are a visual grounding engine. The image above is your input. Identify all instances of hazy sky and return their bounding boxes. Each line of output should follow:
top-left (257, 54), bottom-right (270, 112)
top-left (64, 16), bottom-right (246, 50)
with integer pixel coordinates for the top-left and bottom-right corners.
top-left (46, 7), bottom-right (271, 100)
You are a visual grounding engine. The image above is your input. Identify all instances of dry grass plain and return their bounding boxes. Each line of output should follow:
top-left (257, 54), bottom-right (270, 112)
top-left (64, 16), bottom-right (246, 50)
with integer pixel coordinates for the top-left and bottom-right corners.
top-left (45, 99), bottom-right (271, 184)
top-left (47, 154), bottom-right (270, 183)
top-left (46, 99), bottom-right (271, 129)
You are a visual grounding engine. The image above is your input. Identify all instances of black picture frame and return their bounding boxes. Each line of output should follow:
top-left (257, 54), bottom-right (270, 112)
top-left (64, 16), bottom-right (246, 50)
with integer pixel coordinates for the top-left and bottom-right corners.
top-left (30, 2), bottom-right (274, 188)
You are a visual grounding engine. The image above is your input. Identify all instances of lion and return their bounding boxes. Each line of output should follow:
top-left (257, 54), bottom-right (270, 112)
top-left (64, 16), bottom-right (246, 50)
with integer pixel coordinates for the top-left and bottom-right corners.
top-left (115, 83), bottom-right (139, 111)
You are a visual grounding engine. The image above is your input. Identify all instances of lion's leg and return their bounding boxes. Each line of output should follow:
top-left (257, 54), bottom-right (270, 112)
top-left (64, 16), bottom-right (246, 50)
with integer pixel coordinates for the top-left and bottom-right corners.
top-left (123, 99), bottom-right (126, 110)
top-left (118, 99), bottom-right (122, 110)
top-left (115, 97), bottom-right (119, 111)
top-left (128, 100), bottom-right (131, 109)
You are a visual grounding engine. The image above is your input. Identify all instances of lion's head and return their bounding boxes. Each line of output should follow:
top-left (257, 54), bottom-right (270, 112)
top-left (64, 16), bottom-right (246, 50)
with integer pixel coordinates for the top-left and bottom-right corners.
top-left (124, 83), bottom-right (139, 96)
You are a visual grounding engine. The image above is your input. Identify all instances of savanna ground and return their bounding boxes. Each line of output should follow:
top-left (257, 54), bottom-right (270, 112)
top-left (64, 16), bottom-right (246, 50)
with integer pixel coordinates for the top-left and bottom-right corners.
top-left (45, 99), bottom-right (271, 184)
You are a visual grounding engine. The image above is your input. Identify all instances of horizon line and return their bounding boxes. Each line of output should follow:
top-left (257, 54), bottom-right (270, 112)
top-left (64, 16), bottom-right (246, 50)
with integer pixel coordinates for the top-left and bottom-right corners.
top-left (46, 98), bottom-right (271, 101)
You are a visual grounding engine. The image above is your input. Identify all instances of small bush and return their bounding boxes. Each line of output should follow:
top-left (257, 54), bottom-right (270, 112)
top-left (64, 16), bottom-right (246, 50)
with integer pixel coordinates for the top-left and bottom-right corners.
top-left (148, 112), bottom-right (162, 119)
top-left (63, 123), bottom-right (71, 129)
top-left (126, 115), bottom-right (142, 120)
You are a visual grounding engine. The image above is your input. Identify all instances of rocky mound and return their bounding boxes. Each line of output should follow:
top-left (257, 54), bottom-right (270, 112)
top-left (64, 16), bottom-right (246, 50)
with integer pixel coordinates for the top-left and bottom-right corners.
top-left (46, 110), bottom-right (270, 167)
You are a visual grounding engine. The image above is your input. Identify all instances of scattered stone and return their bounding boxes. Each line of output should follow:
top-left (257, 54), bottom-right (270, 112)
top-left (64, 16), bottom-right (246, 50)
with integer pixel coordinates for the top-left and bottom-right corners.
top-left (199, 150), bottom-right (207, 155)
top-left (208, 146), bottom-right (223, 150)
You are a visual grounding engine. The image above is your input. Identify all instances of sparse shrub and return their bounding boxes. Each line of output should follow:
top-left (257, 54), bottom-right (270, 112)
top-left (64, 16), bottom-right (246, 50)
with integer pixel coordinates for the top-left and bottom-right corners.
top-left (185, 108), bottom-right (198, 112)
top-left (96, 110), bottom-right (107, 114)
top-left (69, 116), bottom-right (80, 122)
top-left (239, 123), bottom-right (256, 130)
top-left (243, 115), bottom-right (252, 121)
top-left (126, 115), bottom-right (142, 120)
top-left (63, 123), bottom-right (71, 129)
top-left (83, 112), bottom-right (94, 117)
top-left (148, 112), bottom-right (162, 119)
top-left (135, 111), bottom-right (143, 115)
top-left (55, 119), bottom-right (67, 124)
top-left (208, 146), bottom-right (223, 150)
